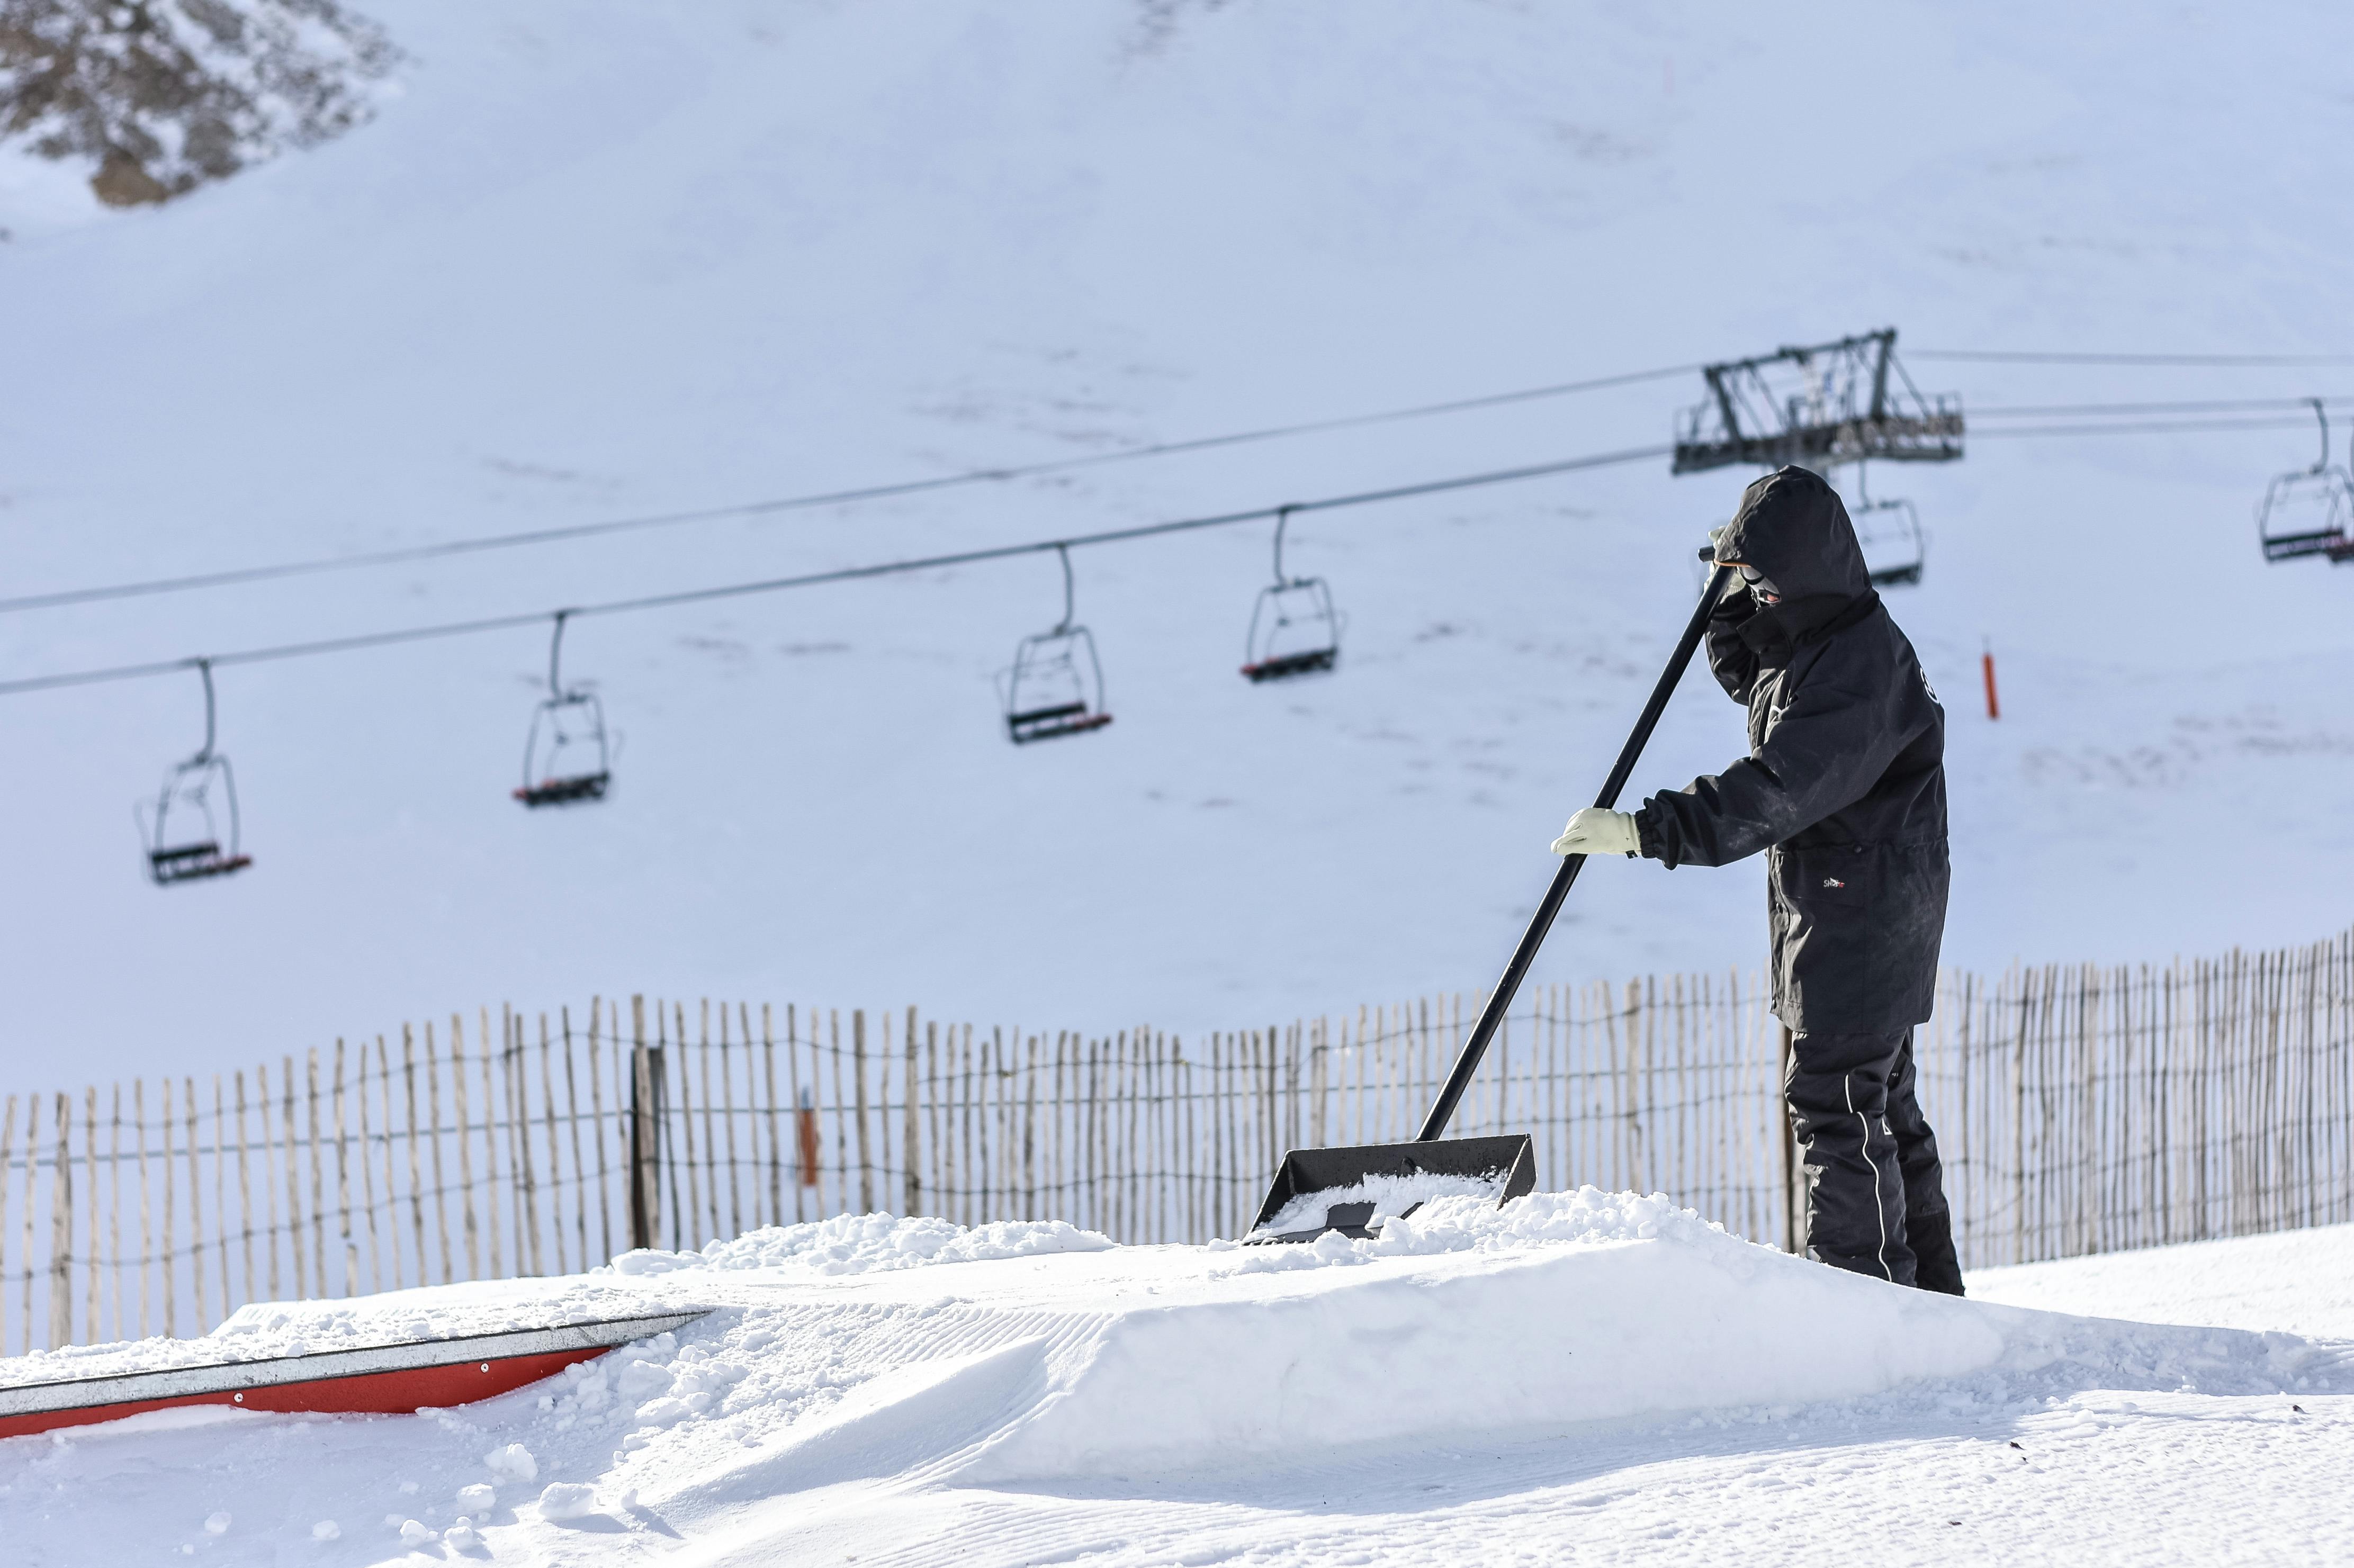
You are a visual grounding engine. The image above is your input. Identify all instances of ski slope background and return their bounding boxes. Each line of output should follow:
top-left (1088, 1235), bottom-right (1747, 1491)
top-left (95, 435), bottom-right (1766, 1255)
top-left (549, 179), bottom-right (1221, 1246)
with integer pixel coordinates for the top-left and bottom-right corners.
top-left (5, 0), bottom-right (2354, 1081)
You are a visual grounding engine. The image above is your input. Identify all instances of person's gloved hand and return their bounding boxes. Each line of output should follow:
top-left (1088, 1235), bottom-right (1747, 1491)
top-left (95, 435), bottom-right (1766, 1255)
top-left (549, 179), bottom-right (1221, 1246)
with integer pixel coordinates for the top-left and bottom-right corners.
top-left (1706, 524), bottom-right (1728, 560)
top-left (1550, 806), bottom-right (1641, 859)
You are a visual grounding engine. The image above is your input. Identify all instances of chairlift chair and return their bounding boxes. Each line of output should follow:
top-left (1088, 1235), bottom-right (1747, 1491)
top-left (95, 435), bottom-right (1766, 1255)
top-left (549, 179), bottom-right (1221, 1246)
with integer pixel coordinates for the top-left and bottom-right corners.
top-left (137, 658), bottom-right (253, 886)
top-left (1241, 505), bottom-right (1343, 681)
top-left (1002, 544), bottom-right (1113, 743)
top-left (2256, 400), bottom-right (2354, 564)
top-left (515, 611), bottom-right (613, 806)
top-left (1850, 466), bottom-right (1926, 588)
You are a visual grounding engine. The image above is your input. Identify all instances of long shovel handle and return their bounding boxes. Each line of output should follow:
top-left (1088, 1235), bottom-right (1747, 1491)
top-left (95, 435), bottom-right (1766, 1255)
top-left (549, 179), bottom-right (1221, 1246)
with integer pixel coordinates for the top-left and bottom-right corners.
top-left (1416, 564), bottom-right (1735, 1141)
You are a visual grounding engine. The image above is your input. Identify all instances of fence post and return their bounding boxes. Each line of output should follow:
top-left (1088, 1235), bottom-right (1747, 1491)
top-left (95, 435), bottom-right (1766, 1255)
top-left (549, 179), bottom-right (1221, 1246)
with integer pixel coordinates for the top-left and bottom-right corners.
top-left (628, 995), bottom-right (663, 1252)
top-left (49, 1094), bottom-right (72, 1348)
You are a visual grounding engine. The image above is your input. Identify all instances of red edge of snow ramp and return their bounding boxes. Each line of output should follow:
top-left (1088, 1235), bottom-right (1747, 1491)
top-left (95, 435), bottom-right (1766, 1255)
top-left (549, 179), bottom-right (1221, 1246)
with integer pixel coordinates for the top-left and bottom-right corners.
top-left (0, 1309), bottom-right (709, 1440)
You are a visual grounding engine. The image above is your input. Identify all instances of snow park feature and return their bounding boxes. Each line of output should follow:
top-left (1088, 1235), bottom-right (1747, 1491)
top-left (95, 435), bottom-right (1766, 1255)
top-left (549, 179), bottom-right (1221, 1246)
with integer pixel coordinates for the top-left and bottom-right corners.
top-left (2, 1205), bottom-right (2351, 1563)
top-left (0, 1310), bottom-right (705, 1439)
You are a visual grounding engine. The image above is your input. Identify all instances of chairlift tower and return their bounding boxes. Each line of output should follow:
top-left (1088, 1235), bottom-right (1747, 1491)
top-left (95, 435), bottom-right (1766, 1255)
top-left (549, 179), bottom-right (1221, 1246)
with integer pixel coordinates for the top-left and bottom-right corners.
top-left (1670, 329), bottom-right (1964, 477)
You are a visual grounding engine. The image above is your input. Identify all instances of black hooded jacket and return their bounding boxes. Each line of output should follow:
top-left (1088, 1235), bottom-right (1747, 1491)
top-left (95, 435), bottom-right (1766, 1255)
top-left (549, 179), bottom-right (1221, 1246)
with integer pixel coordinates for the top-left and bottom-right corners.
top-left (1635, 466), bottom-right (1949, 1034)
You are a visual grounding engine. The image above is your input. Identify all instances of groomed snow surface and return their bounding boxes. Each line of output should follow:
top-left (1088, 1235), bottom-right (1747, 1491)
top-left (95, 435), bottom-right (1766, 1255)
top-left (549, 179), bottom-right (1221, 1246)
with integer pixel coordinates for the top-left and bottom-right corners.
top-left (5, 1196), bottom-right (2351, 1566)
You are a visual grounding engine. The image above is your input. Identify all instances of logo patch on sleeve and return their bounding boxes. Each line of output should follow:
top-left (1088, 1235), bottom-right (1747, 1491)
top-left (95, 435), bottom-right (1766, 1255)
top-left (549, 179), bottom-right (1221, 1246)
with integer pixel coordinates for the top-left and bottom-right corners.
top-left (1821, 876), bottom-right (1846, 890)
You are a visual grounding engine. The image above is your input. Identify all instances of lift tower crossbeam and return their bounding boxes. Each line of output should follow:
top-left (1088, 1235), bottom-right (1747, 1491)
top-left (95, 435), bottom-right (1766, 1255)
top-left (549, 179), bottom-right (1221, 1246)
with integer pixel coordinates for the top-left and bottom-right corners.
top-left (1672, 328), bottom-right (1964, 474)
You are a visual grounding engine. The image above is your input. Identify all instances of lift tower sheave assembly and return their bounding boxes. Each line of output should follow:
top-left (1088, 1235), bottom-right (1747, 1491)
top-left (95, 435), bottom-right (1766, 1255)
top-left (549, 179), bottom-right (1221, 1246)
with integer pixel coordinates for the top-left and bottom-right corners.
top-left (1670, 329), bottom-right (1964, 476)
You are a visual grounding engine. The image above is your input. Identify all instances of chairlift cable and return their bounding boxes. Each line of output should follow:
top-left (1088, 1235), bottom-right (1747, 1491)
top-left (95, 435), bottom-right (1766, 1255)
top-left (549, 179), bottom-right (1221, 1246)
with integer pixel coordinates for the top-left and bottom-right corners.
top-left (5, 406), bottom-right (2338, 702)
top-left (12, 368), bottom-right (2351, 697)
top-left (1966, 413), bottom-right (2346, 439)
top-left (0, 364), bottom-right (1705, 617)
top-left (7, 356), bottom-right (2346, 618)
top-left (1967, 395), bottom-right (2354, 419)
top-left (0, 443), bottom-right (1675, 698)
top-left (1912, 350), bottom-right (2354, 366)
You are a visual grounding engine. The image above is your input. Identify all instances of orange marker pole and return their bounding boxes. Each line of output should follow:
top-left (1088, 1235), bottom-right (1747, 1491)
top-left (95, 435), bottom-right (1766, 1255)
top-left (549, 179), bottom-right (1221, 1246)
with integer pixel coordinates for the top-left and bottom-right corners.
top-left (1981, 644), bottom-right (2001, 722)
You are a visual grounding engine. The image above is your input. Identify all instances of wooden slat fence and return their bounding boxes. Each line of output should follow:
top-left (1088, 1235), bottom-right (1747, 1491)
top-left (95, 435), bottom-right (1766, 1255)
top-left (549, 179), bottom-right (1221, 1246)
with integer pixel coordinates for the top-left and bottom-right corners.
top-left (2, 927), bottom-right (2348, 1353)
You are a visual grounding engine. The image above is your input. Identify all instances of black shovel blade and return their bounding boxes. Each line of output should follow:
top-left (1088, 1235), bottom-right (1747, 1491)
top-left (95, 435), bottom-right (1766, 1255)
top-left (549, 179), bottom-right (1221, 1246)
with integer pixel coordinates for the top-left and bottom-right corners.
top-left (1246, 1134), bottom-right (1537, 1243)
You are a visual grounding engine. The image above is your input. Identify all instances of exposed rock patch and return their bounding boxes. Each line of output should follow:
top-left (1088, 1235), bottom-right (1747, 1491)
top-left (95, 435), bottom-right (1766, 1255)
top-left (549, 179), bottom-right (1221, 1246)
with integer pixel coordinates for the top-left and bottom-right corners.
top-left (0, 0), bottom-right (396, 206)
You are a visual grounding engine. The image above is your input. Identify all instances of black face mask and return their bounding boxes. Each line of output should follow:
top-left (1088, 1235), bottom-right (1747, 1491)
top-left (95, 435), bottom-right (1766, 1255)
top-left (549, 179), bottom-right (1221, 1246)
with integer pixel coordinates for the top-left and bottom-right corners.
top-left (1738, 564), bottom-right (1782, 603)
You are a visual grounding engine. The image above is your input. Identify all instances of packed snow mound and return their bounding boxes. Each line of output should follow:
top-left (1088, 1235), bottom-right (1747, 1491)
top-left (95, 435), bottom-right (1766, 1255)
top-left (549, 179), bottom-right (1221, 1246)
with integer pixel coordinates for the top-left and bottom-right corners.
top-left (609, 1212), bottom-right (1117, 1276)
top-left (0, 1214), bottom-right (1111, 1384)
top-left (1237, 1185), bottom-right (1717, 1264)
top-left (1252, 1170), bottom-right (1513, 1237)
top-left (5, 1191), bottom-right (2351, 1564)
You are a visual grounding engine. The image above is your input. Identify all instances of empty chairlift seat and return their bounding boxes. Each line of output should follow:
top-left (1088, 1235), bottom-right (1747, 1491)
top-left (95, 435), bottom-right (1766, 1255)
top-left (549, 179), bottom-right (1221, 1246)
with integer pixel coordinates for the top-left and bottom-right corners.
top-left (1001, 544), bottom-right (1113, 744)
top-left (2257, 400), bottom-right (2354, 565)
top-left (516, 612), bottom-right (614, 807)
top-left (1849, 477), bottom-right (1926, 587)
top-left (137, 659), bottom-right (253, 886)
top-left (1239, 505), bottom-right (1342, 682)
top-left (1004, 627), bottom-right (1113, 743)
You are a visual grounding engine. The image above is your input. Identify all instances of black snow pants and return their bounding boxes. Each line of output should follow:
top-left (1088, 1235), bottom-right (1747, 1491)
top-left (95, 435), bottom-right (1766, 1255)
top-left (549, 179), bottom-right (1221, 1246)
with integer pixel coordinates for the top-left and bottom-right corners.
top-left (1785, 1029), bottom-right (1963, 1294)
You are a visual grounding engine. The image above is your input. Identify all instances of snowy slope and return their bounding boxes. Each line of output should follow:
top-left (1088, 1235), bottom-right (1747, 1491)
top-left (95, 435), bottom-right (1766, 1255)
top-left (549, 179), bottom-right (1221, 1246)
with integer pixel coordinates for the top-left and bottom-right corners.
top-left (4, 1), bottom-right (2354, 1076)
top-left (1973, 1221), bottom-right (2354, 1344)
top-left (5, 1200), bottom-right (2351, 1565)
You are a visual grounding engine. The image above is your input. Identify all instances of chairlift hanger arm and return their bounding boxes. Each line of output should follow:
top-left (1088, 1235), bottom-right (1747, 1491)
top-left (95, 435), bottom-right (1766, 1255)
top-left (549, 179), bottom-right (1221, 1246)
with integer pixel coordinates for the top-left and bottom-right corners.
top-left (1049, 543), bottom-right (1076, 634)
top-left (192, 657), bottom-right (217, 765)
top-left (547, 610), bottom-right (576, 698)
top-left (1272, 504), bottom-right (1301, 586)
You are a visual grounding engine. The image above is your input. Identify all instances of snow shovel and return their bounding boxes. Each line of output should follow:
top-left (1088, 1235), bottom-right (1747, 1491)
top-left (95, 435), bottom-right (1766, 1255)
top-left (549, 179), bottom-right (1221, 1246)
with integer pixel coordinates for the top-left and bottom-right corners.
top-left (1249, 562), bottom-right (1737, 1242)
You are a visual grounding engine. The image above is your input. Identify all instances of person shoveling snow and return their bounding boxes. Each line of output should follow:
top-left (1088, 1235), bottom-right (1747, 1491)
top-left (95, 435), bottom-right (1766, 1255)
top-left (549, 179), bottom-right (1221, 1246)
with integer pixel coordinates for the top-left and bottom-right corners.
top-left (1553, 465), bottom-right (1962, 1295)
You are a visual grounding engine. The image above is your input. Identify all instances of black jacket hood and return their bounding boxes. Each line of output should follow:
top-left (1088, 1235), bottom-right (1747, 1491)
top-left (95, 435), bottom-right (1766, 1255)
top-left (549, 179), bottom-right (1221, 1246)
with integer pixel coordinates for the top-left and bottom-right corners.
top-left (1714, 466), bottom-right (1872, 635)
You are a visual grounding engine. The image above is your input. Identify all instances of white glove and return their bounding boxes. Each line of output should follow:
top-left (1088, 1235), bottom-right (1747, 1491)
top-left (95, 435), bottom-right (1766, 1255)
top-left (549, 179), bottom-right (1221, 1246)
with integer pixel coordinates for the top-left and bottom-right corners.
top-left (1550, 806), bottom-right (1641, 859)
